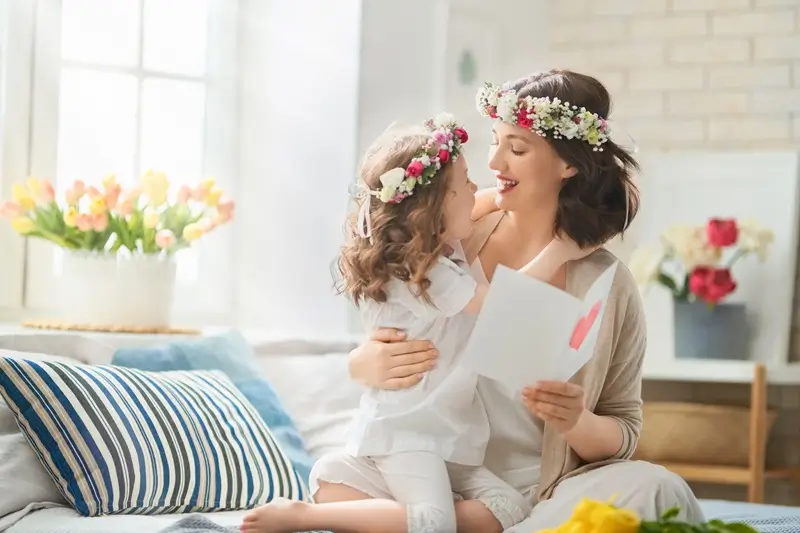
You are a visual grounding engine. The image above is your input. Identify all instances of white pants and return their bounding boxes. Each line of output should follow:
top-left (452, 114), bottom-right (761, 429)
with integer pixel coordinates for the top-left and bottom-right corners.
top-left (311, 451), bottom-right (531, 533)
top-left (311, 451), bottom-right (706, 532)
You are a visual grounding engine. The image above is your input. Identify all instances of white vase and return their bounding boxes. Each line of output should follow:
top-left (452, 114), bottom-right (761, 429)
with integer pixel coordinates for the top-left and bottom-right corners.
top-left (61, 252), bottom-right (177, 328)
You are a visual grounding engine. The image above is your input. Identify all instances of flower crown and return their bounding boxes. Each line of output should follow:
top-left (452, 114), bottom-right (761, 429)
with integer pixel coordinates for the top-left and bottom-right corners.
top-left (369, 113), bottom-right (469, 204)
top-left (475, 82), bottom-right (609, 151)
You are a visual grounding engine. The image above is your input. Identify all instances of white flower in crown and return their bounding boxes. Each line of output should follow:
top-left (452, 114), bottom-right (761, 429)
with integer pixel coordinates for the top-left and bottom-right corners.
top-left (433, 112), bottom-right (456, 128)
top-left (378, 168), bottom-right (406, 203)
top-left (497, 92), bottom-right (518, 122)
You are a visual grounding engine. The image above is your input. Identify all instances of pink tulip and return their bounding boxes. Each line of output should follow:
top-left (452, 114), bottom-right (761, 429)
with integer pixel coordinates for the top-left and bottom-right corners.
top-left (40, 180), bottom-right (55, 203)
top-left (92, 212), bottom-right (109, 232)
top-left (76, 214), bottom-right (93, 232)
top-left (86, 186), bottom-right (101, 198)
top-left (105, 183), bottom-right (121, 209)
top-left (116, 198), bottom-right (135, 217)
top-left (177, 185), bottom-right (192, 204)
top-left (155, 229), bottom-right (176, 249)
top-left (65, 188), bottom-right (82, 205)
top-left (217, 199), bottom-right (235, 217)
top-left (73, 180), bottom-right (86, 196)
top-left (0, 201), bottom-right (24, 220)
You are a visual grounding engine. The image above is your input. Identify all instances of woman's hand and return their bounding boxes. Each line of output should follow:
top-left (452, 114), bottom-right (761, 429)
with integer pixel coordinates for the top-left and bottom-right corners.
top-left (348, 328), bottom-right (439, 390)
top-left (521, 381), bottom-right (586, 433)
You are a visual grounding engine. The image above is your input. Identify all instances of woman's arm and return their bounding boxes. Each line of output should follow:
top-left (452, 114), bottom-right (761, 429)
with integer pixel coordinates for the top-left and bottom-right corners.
top-left (348, 328), bottom-right (439, 390)
top-left (567, 287), bottom-right (646, 461)
top-left (471, 188), bottom-right (499, 221)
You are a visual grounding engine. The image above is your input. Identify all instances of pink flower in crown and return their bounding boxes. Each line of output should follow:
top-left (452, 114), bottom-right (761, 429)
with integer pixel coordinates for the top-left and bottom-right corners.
top-left (438, 149), bottom-right (450, 163)
top-left (433, 131), bottom-right (452, 145)
top-left (487, 106), bottom-right (497, 118)
top-left (454, 128), bottom-right (468, 143)
top-left (517, 109), bottom-right (533, 128)
top-left (599, 118), bottom-right (607, 132)
top-left (406, 160), bottom-right (425, 178)
top-left (389, 191), bottom-right (407, 204)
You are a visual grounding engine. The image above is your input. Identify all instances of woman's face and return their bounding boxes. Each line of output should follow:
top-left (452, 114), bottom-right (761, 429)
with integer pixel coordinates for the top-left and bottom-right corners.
top-left (488, 121), bottom-right (575, 213)
top-left (443, 154), bottom-right (477, 242)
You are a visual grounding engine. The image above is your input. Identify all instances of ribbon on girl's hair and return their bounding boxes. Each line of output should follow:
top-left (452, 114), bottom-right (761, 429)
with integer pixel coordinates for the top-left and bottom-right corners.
top-left (349, 181), bottom-right (375, 244)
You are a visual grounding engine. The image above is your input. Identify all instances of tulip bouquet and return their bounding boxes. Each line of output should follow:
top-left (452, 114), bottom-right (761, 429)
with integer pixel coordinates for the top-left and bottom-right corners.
top-left (539, 498), bottom-right (757, 533)
top-left (628, 217), bottom-right (773, 306)
top-left (0, 171), bottom-right (235, 255)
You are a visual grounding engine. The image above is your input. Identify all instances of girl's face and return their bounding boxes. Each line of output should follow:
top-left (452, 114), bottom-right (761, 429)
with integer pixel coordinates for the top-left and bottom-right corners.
top-left (443, 154), bottom-right (477, 242)
top-left (487, 121), bottom-right (576, 213)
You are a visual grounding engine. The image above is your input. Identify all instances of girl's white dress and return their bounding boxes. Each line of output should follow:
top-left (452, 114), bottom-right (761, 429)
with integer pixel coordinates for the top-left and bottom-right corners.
top-left (345, 242), bottom-right (490, 466)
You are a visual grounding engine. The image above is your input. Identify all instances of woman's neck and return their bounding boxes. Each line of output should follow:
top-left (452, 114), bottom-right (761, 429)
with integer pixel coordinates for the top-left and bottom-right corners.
top-left (503, 204), bottom-right (557, 252)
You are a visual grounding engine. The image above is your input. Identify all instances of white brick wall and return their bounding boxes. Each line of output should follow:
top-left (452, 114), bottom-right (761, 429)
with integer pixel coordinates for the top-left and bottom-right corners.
top-left (550, 0), bottom-right (800, 505)
top-left (550, 0), bottom-right (800, 151)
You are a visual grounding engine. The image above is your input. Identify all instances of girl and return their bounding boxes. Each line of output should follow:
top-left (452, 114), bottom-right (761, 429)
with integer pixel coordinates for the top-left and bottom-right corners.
top-left (242, 114), bottom-right (594, 533)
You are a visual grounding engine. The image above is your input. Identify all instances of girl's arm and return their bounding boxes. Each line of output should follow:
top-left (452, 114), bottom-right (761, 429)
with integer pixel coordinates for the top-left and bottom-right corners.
top-left (471, 188), bottom-right (500, 221)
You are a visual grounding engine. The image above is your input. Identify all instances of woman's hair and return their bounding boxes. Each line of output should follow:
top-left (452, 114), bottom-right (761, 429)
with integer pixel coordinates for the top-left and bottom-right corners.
top-left (507, 69), bottom-right (640, 248)
top-left (335, 125), bottom-right (454, 305)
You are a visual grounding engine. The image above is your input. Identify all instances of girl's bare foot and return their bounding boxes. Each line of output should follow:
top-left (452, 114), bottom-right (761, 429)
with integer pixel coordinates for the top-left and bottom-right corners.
top-left (240, 498), bottom-right (309, 533)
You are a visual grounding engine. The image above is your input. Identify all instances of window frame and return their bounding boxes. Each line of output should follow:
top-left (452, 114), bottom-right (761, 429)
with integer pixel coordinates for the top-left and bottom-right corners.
top-left (18, 0), bottom-right (240, 325)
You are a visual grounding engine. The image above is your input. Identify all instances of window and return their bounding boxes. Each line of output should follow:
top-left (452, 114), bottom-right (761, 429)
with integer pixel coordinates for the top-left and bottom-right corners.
top-left (23, 0), bottom-right (238, 323)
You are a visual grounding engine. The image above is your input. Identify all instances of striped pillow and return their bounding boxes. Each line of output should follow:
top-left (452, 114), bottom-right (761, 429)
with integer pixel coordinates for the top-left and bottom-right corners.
top-left (0, 357), bottom-right (306, 516)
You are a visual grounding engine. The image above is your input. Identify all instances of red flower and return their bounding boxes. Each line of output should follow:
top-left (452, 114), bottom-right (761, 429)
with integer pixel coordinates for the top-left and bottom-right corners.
top-left (706, 218), bottom-right (738, 247)
top-left (438, 149), bottom-right (450, 163)
top-left (517, 109), bottom-right (533, 128)
top-left (406, 160), bottom-right (425, 178)
top-left (487, 106), bottom-right (497, 118)
top-left (453, 128), bottom-right (469, 143)
top-left (688, 266), bottom-right (737, 304)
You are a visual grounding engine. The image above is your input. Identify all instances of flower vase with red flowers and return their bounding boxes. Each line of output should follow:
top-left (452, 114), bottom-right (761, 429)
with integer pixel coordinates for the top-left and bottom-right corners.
top-left (628, 217), bottom-right (774, 360)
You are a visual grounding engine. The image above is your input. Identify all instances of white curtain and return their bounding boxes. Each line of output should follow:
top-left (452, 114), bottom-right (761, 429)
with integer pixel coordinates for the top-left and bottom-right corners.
top-left (235, 0), bottom-right (362, 340)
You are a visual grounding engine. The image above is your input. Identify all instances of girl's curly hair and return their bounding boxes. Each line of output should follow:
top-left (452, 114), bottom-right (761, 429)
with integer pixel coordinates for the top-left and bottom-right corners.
top-left (335, 124), bottom-right (455, 305)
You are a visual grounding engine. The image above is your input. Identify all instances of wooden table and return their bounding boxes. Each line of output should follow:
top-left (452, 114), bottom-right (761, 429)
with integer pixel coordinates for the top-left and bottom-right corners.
top-left (644, 362), bottom-right (800, 503)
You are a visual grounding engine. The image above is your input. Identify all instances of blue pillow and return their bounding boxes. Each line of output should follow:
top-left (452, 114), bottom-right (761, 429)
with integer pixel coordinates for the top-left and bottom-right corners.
top-left (112, 330), bottom-right (314, 485)
top-left (0, 358), bottom-right (306, 516)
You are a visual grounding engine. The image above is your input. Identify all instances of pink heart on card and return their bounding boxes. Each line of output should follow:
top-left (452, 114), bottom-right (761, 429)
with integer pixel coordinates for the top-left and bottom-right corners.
top-left (569, 300), bottom-right (602, 350)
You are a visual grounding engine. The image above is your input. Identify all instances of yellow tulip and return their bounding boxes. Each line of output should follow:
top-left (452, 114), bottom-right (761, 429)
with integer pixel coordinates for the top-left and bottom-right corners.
top-left (12, 184), bottom-right (35, 211)
top-left (102, 173), bottom-right (117, 190)
top-left (63, 207), bottom-right (79, 228)
top-left (199, 177), bottom-right (215, 190)
top-left (141, 170), bottom-right (170, 207)
top-left (26, 177), bottom-right (41, 199)
top-left (590, 506), bottom-right (640, 533)
top-left (143, 211), bottom-right (160, 229)
top-left (556, 521), bottom-right (591, 533)
top-left (11, 217), bottom-right (36, 235)
top-left (571, 499), bottom-right (602, 523)
top-left (182, 223), bottom-right (204, 241)
top-left (205, 187), bottom-right (223, 207)
top-left (88, 196), bottom-right (106, 215)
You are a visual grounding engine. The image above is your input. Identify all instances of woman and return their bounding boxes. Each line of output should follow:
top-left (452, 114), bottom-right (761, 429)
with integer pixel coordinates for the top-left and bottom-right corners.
top-left (312, 70), bottom-right (707, 532)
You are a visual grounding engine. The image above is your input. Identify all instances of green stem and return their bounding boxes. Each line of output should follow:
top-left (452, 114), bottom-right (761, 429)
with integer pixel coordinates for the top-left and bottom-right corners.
top-left (725, 248), bottom-right (747, 269)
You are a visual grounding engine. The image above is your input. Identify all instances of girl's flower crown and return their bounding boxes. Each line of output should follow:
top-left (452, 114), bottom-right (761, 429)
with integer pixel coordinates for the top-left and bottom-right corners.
top-left (475, 82), bottom-right (609, 151)
top-left (352, 113), bottom-right (469, 243)
top-left (368, 113), bottom-right (469, 205)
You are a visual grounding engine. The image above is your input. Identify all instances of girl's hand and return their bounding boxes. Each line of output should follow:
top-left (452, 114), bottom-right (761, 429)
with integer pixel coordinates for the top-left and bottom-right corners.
top-left (521, 381), bottom-right (586, 433)
top-left (348, 328), bottom-right (439, 390)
